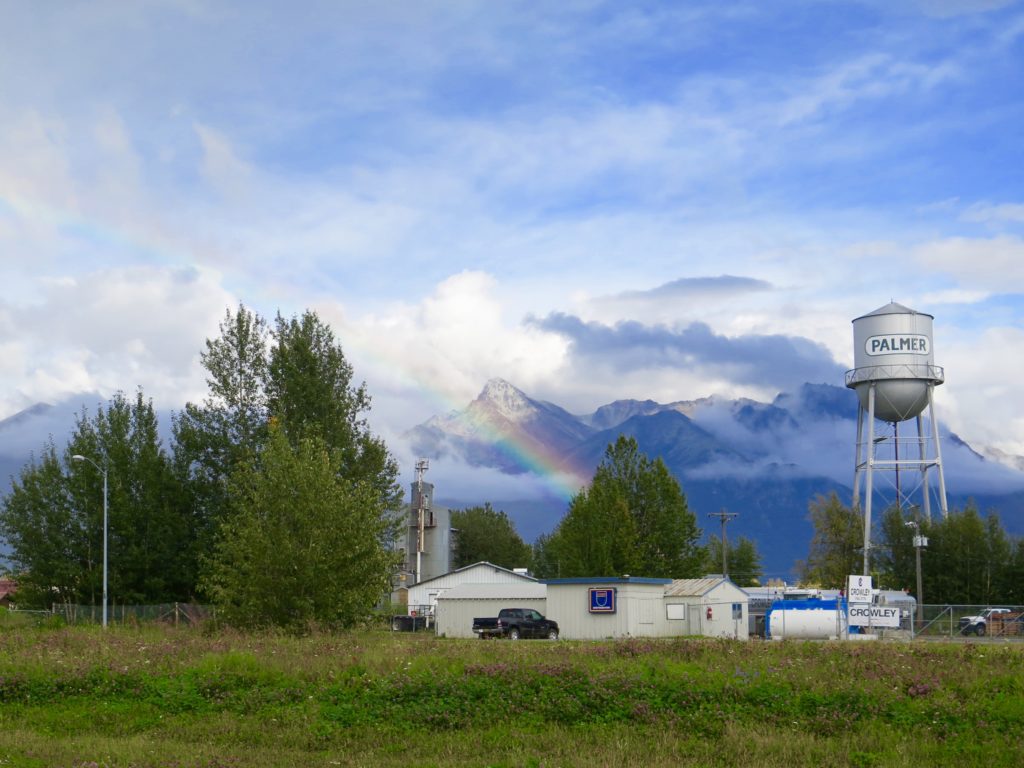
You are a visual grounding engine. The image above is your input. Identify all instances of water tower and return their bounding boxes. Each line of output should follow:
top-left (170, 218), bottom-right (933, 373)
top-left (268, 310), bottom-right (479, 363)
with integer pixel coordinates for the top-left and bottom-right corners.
top-left (846, 302), bottom-right (948, 575)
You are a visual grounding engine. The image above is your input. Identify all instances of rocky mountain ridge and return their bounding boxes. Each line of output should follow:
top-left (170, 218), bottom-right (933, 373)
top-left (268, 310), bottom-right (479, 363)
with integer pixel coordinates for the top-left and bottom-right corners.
top-left (409, 378), bottom-right (1024, 578)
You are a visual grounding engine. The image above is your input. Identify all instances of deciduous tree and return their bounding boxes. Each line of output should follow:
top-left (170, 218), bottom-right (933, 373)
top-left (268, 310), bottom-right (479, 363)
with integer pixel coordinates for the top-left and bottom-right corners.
top-left (201, 425), bottom-right (399, 631)
top-left (451, 504), bottom-right (532, 570)
top-left (703, 535), bottom-right (763, 587)
top-left (800, 492), bottom-right (863, 588)
top-left (1, 391), bottom-right (191, 607)
top-left (534, 436), bottom-right (702, 578)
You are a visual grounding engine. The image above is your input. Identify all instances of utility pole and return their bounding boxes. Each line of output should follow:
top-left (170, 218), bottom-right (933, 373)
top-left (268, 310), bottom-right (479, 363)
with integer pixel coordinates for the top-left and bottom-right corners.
top-left (707, 509), bottom-right (738, 577)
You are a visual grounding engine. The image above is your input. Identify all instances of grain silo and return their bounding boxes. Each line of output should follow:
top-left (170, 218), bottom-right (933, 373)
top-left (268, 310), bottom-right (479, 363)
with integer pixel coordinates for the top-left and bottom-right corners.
top-left (845, 302), bottom-right (948, 575)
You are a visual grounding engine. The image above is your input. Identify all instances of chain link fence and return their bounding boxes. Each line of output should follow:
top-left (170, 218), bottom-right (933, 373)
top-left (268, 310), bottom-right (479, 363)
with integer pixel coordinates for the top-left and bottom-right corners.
top-left (912, 604), bottom-right (1024, 640)
top-left (49, 602), bottom-right (211, 627)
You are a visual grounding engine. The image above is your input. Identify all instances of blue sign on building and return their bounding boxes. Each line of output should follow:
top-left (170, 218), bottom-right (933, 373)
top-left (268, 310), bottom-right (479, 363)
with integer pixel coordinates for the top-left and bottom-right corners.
top-left (589, 587), bottom-right (616, 613)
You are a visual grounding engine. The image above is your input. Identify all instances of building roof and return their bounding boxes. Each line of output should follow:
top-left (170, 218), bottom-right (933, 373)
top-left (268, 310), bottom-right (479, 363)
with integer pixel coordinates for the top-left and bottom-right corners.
top-left (545, 576), bottom-right (672, 585)
top-left (664, 576), bottom-right (740, 597)
top-left (436, 582), bottom-right (547, 600)
top-left (854, 301), bottom-right (932, 320)
top-left (411, 561), bottom-right (536, 588)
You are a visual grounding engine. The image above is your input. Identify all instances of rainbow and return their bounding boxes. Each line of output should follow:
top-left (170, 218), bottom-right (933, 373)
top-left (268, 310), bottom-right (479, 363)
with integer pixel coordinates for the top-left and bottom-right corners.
top-left (374, 370), bottom-right (590, 502)
top-left (0, 189), bottom-right (187, 266)
top-left (3, 189), bottom-right (587, 500)
top-left (330, 332), bottom-right (588, 501)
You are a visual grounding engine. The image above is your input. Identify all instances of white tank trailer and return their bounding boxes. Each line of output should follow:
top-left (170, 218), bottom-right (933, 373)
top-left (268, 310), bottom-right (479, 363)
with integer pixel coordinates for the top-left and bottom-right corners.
top-left (846, 302), bottom-right (948, 576)
top-left (765, 599), bottom-right (848, 640)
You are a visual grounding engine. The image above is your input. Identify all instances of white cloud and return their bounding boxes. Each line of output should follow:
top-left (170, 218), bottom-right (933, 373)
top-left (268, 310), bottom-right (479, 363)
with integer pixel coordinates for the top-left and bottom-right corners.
top-left (194, 123), bottom-right (255, 204)
top-left (323, 271), bottom-right (571, 414)
top-left (914, 0), bottom-right (1018, 18)
top-left (962, 202), bottom-right (1024, 225)
top-left (0, 265), bottom-right (233, 419)
top-left (777, 54), bottom-right (960, 126)
top-left (938, 325), bottom-right (1024, 457)
top-left (914, 236), bottom-right (1024, 291)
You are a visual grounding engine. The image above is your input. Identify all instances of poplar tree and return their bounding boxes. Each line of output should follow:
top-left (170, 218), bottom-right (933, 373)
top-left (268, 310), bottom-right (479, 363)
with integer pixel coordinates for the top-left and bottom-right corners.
top-left (201, 424), bottom-right (399, 631)
top-left (534, 436), bottom-right (702, 578)
top-left (800, 492), bottom-right (863, 588)
top-left (1, 391), bottom-right (190, 607)
top-left (267, 310), bottom-right (400, 510)
top-left (451, 503), bottom-right (532, 570)
top-left (172, 304), bottom-right (269, 549)
top-left (703, 535), bottom-right (763, 587)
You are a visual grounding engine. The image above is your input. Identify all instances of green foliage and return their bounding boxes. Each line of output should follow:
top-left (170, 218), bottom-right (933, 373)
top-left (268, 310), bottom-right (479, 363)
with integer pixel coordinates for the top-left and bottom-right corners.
top-left (0, 440), bottom-right (81, 606)
top-left (800, 492), bottom-right (863, 587)
top-left (703, 534), bottom-right (763, 586)
top-left (267, 310), bottom-right (401, 511)
top-left (174, 305), bottom-right (402, 582)
top-left (1, 391), bottom-right (191, 607)
top-left (1, 625), bottom-right (1023, 766)
top-left (536, 436), bottom-right (702, 578)
top-left (874, 503), bottom-right (1024, 604)
top-left (200, 425), bottom-right (400, 631)
top-left (450, 503), bottom-right (532, 570)
top-left (172, 304), bottom-right (270, 550)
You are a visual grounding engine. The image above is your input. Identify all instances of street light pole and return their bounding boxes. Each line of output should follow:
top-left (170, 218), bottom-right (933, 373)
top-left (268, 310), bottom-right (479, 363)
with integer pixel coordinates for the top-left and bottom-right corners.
top-left (72, 454), bottom-right (108, 629)
top-left (905, 517), bottom-right (927, 633)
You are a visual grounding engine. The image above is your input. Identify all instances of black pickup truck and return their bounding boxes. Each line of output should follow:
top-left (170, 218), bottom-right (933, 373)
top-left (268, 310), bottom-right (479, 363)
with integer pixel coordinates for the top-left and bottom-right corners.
top-left (472, 608), bottom-right (559, 640)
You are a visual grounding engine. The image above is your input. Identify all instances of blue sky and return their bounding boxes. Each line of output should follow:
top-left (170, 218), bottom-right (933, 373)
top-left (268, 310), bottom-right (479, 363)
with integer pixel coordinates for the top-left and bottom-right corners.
top-left (1, 0), bottom-right (1023, 486)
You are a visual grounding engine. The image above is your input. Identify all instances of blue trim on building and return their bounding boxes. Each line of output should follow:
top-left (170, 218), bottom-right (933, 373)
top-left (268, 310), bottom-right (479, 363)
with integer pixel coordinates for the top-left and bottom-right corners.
top-left (544, 577), bottom-right (672, 585)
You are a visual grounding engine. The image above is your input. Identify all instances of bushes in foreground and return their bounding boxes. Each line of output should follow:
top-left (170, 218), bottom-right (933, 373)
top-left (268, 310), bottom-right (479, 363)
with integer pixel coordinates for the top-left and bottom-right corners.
top-left (0, 627), bottom-right (1022, 766)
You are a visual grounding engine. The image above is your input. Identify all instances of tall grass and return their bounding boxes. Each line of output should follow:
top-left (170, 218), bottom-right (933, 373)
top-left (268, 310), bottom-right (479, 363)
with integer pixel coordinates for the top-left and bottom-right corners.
top-left (0, 624), bottom-right (1021, 766)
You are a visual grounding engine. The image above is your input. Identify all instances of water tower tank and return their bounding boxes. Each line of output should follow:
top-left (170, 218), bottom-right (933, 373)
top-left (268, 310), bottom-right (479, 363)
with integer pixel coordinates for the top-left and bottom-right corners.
top-left (845, 302), bottom-right (943, 423)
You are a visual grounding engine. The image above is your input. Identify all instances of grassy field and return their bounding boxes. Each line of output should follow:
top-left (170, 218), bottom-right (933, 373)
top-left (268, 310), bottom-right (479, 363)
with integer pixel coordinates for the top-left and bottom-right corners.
top-left (1, 618), bottom-right (1022, 767)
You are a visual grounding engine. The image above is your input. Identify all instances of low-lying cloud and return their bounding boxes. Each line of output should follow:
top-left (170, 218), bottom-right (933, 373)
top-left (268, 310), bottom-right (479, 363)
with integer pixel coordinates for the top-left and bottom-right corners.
top-left (530, 312), bottom-right (846, 394)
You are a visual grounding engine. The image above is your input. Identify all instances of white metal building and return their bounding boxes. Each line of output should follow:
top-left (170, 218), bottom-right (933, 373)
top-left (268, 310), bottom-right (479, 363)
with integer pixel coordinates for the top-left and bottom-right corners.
top-left (664, 577), bottom-right (750, 639)
top-left (544, 577), bottom-right (673, 639)
top-left (544, 576), bottom-right (750, 640)
top-left (435, 582), bottom-right (548, 638)
top-left (406, 561), bottom-right (537, 617)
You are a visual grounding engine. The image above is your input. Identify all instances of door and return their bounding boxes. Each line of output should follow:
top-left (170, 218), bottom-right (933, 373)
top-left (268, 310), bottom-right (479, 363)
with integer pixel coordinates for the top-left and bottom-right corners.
top-left (523, 609), bottom-right (545, 637)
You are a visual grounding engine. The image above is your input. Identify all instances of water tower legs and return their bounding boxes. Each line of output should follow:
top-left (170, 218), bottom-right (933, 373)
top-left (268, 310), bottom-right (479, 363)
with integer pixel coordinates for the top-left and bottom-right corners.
top-left (917, 413), bottom-right (930, 522)
top-left (853, 382), bottom-right (949, 576)
top-left (863, 384), bottom-right (877, 576)
top-left (927, 384), bottom-right (949, 518)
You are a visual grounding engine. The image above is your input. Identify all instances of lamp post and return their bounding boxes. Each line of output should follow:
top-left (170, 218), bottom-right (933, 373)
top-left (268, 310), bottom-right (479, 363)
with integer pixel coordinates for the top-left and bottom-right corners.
top-left (72, 454), bottom-right (108, 629)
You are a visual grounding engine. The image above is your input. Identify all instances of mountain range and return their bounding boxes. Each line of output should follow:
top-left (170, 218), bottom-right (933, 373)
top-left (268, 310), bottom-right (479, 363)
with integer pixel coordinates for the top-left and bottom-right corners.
top-left (4, 380), bottom-right (1024, 579)
top-left (409, 379), bottom-right (1024, 579)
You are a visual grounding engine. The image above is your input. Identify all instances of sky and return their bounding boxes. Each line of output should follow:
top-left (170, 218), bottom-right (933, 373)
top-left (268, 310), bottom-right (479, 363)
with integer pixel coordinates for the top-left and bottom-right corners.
top-left (2, 0), bottom-right (1024, 495)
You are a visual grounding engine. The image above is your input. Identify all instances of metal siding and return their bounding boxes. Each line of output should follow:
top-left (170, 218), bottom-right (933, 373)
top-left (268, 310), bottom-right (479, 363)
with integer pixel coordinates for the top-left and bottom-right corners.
top-left (546, 583), bottom-right (668, 640)
top-left (703, 583), bottom-right (750, 639)
top-left (435, 597), bottom-right (547, 639)
top-left (407, 563), bottom-right (536, 606)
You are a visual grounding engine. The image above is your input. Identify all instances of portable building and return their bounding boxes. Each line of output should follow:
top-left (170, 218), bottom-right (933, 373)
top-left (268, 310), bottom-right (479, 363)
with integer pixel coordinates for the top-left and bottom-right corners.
top-left (435, 582), bottom-right (548, 638)
top-left (664, 577), bottom-right (750, 639)
top-left (544, 577), bottom-right (673, 639)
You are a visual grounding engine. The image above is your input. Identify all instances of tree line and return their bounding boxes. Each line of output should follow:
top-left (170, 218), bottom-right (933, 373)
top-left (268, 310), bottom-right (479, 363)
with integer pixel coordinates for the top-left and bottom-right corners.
top-left (451, 436), bottom-right (764, 587)
top-left (1, 305), bottom-right (401, 630)
top-left (8, 303), bottom-right (1016, 630)
top-left (801, 492), bottom-right (1024, 605)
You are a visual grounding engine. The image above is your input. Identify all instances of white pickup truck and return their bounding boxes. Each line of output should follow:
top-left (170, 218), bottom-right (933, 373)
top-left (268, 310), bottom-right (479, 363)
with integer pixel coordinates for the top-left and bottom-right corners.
top-left (959, 607), bottom-right (1011, 636)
